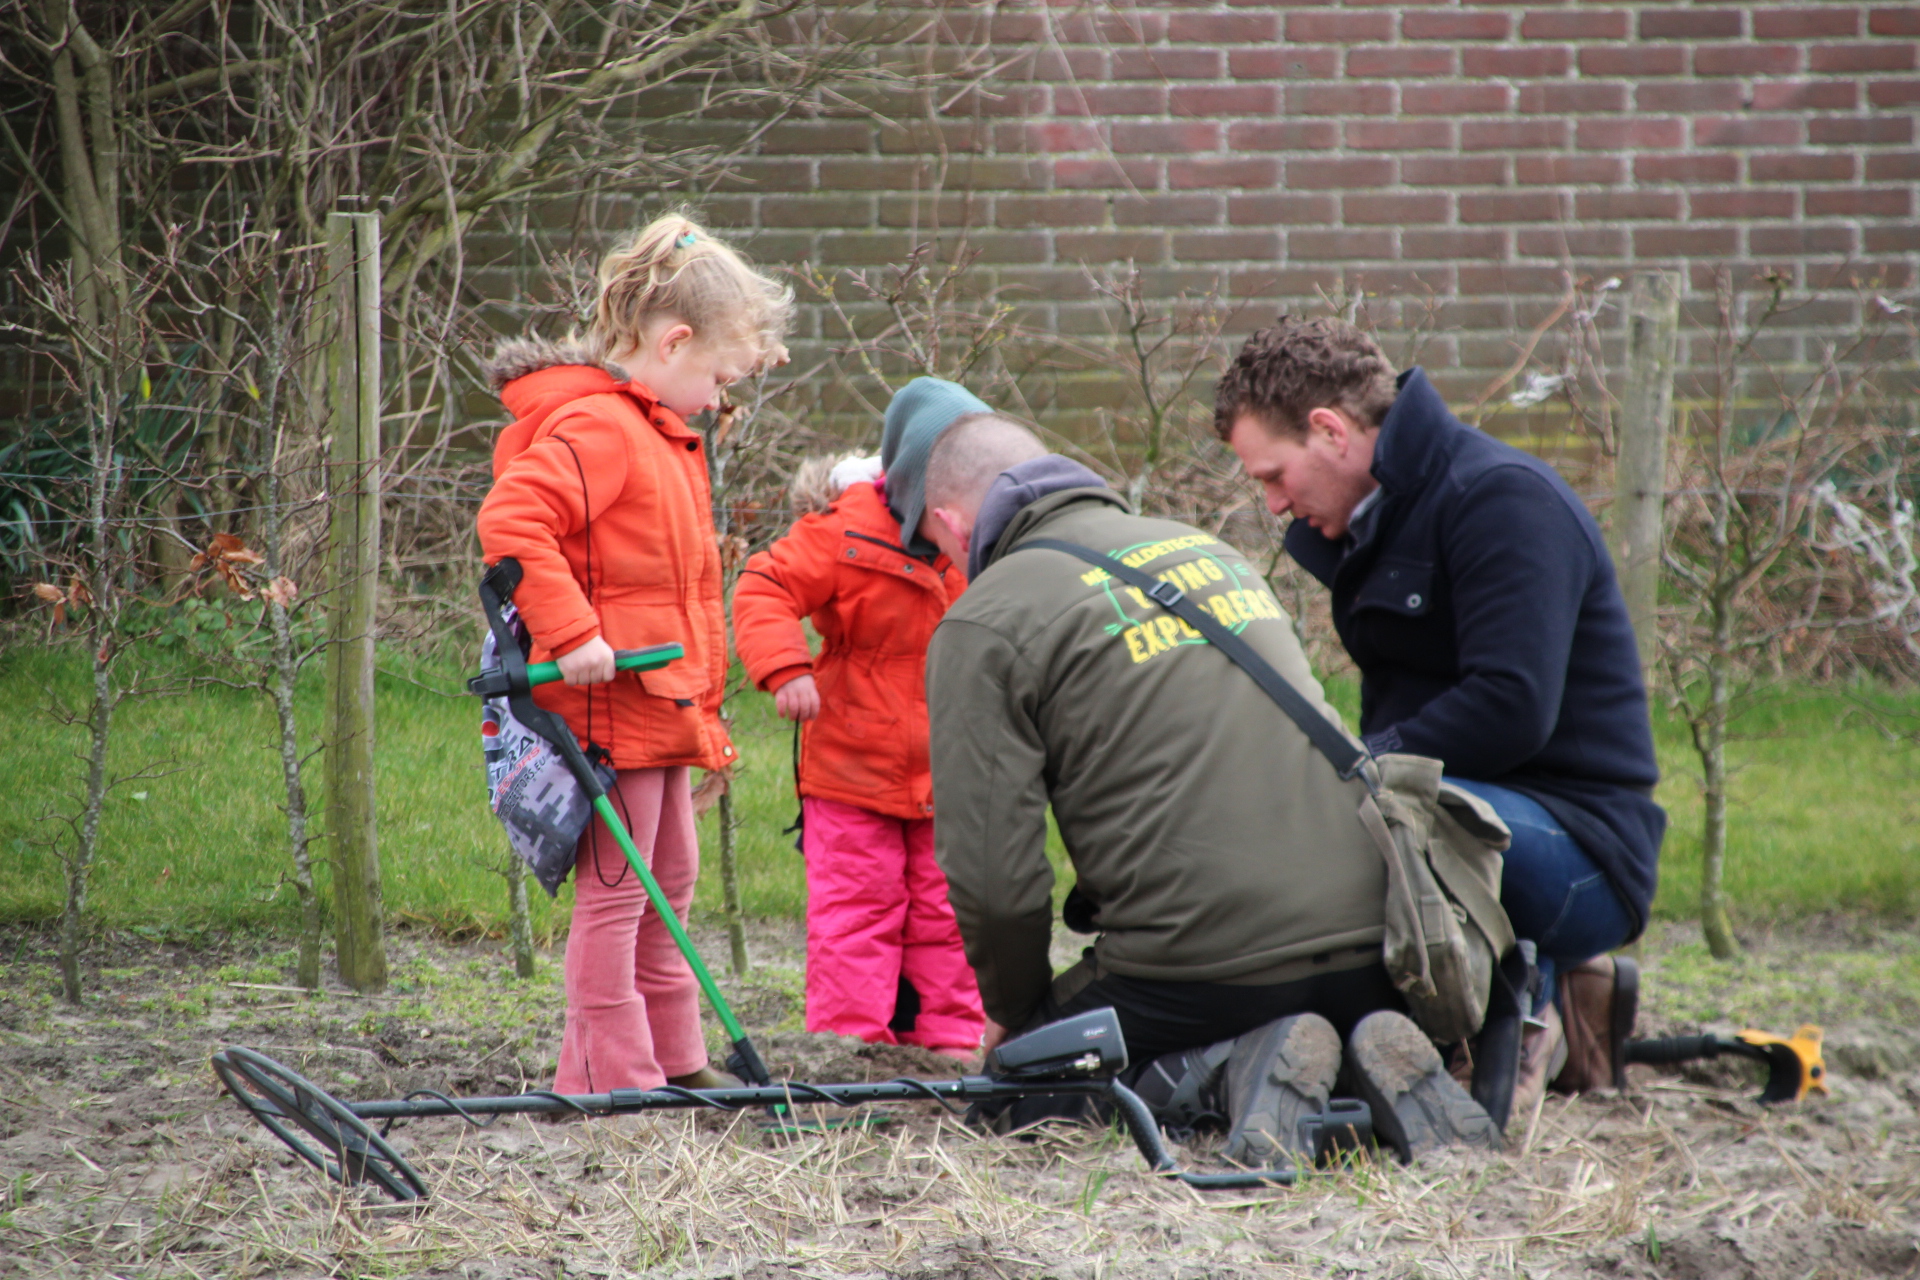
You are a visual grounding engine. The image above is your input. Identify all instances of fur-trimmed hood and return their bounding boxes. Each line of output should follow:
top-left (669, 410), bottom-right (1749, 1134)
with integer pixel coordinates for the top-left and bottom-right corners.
top-left (480, 335), bottom-right (627, 392)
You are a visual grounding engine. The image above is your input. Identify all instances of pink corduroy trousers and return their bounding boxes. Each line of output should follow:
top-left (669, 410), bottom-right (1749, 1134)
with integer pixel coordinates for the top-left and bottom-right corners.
top-left (802, 797), bottom-right (985, 1054)
top-left (554, 767), bottom-right (707, 1093)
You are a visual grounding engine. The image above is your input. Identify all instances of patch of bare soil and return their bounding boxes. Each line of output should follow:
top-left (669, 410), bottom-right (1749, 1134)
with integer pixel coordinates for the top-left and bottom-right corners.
top-left (1, 919), bottom-right (1916, 1280)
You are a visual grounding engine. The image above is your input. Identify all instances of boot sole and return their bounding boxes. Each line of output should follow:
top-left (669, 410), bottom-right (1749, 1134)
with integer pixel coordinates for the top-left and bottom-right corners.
top-left (1222, 1013), bottom-right (1342, 1166)
top-left (1609, 954), bottom-right (1640, 1090)
top-left (1351, 1011), bottom-right (1504, 1163)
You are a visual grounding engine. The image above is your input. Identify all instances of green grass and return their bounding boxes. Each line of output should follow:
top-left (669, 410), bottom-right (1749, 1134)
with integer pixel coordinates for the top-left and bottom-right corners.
top-left (0, 641), bottom-right (1915, 937)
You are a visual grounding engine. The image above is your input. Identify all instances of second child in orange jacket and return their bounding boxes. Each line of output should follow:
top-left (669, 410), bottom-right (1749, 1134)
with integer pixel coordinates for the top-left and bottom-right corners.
top-left (733, 460), bottom-right (984, 1054)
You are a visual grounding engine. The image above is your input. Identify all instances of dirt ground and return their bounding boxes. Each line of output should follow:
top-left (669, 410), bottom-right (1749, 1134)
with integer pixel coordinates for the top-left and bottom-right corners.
top-left (2, 917), bottom-right (1917, 1280)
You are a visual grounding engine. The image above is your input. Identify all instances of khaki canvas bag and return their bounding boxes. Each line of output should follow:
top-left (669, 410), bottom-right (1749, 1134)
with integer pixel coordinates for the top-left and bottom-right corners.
top-left (1017, 539), bottom-right (1516, 1044)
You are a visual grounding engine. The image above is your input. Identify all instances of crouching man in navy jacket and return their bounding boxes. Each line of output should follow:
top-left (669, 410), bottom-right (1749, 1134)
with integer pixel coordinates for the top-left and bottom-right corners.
top-left (1218, 317), bottom-right (1663, 1105)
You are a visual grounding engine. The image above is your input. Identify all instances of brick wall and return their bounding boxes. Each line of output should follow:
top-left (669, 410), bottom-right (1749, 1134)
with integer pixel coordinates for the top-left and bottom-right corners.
top-left (717, 0), bottom-right (1918, 428)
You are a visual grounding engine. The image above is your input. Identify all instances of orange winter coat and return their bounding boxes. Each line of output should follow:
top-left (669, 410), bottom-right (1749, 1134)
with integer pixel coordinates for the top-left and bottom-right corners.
top-left (476, 339), bottom-right (733, 772)
top-left (732, 480), bottom-right (964, 819)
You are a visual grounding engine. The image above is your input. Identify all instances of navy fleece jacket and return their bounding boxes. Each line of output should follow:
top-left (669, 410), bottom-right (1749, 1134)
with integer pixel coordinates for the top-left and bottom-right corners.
top-left (1286, 368), bottom-right (1666, 934)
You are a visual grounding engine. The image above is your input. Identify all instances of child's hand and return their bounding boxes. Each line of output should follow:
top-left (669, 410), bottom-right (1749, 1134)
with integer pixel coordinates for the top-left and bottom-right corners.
top-left (773, 674), bottom-right (821, 721)
top-left (557, 636), bottom-right (617, 685)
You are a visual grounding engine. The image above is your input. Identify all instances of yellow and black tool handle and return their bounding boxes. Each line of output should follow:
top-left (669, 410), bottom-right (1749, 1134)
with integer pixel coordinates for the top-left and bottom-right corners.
top-left (1624, 1027), bottom-right (1827, 1105)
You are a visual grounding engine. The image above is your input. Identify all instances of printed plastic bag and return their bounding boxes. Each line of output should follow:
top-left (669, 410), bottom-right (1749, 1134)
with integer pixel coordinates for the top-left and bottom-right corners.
top-left (479, 604), bottom-right (612, 897)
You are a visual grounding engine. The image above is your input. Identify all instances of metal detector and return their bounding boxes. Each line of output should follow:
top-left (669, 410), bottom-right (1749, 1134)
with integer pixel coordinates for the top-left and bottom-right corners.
top-left (211, 1008), bottom-right (1312, 1203)
top-left (468, 558), bottom-right (770, 1086)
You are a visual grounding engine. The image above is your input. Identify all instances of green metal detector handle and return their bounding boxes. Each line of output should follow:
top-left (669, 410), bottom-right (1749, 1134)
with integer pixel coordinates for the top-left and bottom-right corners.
top-left (524, 644), bottom-right (684, 687)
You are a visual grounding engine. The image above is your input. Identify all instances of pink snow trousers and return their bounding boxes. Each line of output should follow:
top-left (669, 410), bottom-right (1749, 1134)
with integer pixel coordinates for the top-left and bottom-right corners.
top-left (555, 767), bottom-right (707, 1093)
top-left (802, 797), bottom-right (985, 1054)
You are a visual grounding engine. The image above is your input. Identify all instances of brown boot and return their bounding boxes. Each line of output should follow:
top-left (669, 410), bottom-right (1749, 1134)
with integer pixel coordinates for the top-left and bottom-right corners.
top-left (1553, 954), bottom-right (1640, 1094)
top-left (666, 1065), bottom-right (740, 1091)
top-left (1510, 1002), bottom-right (1567, 1124)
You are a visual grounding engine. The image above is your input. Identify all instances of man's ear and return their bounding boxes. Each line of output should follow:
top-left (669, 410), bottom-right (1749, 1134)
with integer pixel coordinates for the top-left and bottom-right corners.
top-left (1306, 406), bottom-right (1351, 450)
top-left (930, 505), bottom-right (972, 552)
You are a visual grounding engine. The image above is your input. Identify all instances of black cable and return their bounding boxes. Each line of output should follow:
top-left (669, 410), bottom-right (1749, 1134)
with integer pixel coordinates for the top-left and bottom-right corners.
top-left (379, 1089), bottom-right (504, 1136)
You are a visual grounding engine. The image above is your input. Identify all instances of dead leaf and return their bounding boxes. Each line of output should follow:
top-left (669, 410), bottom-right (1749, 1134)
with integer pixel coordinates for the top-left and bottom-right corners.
top-left (718, 535), bottom-right (749, 574)
top-left (67, 575), bottom-right (91, 606)
top-left (260, 576), bottom-right (298, 608)
top-left (712, 393), bottom-right (739, 448)
top-left (689, 766), bottom-right (733, 819)
top-left (30, 582), bottom-right (63, 603)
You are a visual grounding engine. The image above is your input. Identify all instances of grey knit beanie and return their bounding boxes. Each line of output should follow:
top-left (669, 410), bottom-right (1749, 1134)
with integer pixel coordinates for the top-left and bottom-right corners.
top-left (880, 376), bottom-right (993, 556)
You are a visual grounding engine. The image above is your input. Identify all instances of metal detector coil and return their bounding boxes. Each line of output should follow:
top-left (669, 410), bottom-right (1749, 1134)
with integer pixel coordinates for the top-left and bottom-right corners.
top-left (1623, 1023), bottom-right (1828, 1104)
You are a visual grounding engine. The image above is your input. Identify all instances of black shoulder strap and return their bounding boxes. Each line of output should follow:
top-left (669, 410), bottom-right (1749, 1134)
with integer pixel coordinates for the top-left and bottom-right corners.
top-left (1016, 537), bottom-right (1370, 781)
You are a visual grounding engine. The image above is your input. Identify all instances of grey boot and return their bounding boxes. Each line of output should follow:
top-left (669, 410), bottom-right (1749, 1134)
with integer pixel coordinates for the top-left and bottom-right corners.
top-left (1350, 1010), bottom-right (1503, 1163)
top-left (1220, 1013), bottom-right (1343, 1167)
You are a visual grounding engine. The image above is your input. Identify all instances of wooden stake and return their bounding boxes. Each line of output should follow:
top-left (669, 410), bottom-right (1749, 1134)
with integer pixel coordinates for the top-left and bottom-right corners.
top-left (325, 210), bottom-right (388, 993)
top-left (1610, 270), bottom-right (1682, 674)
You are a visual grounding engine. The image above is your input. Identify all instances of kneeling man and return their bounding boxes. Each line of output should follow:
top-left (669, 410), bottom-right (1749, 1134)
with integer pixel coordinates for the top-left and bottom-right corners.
top-left (915, 396), bottom-right (1500, 1165)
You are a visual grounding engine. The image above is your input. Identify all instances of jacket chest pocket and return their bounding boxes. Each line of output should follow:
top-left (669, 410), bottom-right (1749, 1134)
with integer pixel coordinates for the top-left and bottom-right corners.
top-left (1352, 559), bottom-right (1435, 618)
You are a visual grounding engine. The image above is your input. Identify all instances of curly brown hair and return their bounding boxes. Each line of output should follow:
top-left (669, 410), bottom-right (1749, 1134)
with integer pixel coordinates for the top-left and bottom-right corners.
top-left (1212, 317), bottom-right (1398, 441)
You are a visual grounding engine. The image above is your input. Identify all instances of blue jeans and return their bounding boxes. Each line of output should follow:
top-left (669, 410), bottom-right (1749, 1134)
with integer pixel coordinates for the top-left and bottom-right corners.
top-left (1443, 778), bottom-right (1635, 997)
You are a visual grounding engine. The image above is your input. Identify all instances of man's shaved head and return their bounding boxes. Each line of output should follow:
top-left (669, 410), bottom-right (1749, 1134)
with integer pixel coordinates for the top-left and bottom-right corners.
top-left (924, 412), bottom-right (1047, 515)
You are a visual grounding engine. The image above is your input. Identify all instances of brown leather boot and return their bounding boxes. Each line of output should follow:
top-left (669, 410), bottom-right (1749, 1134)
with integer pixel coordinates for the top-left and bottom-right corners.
top-left (1509, 1002), bottom-right (1567, 1124)
top-left (666, 1065), bottom-right (740, 1091)
top-left (1553, 954), bottom-right (1640, 1094)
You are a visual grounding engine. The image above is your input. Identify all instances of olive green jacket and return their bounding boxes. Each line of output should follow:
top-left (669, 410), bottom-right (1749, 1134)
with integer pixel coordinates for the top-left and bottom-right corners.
top-left (926, 488), bottom-right (1387, 1029)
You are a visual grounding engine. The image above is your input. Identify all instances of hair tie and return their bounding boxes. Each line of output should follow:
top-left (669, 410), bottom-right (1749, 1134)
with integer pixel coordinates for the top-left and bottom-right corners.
top-left (676, 233), bottom-right (697, 248)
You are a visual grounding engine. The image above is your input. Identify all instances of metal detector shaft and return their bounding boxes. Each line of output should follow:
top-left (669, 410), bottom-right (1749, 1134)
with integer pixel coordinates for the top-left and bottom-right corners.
top-left (348, 1077), bottom-right (1110, 1120)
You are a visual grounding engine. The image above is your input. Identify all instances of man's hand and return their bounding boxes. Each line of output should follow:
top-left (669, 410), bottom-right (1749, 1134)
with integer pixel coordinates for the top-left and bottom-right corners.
top-left (774, 673), bottom-right (821, 721)
top-left (980, 1017), bottom-right (1009, 1056)
top-left (556, 636), bottom-right (617, 685)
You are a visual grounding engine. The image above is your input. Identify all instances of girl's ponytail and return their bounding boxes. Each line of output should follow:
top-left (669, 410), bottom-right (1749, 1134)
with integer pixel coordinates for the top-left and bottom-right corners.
top-left (593, 211), bottom-right (792, 368)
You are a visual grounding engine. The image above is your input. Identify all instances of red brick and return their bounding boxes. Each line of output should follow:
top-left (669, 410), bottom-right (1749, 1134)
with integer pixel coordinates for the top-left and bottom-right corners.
top-left (1521, 9), bottom-right (1629, 38)
top-left (1053, 158), bottom-right (1162, 188)
top-left (1640, 82), bottom-right (1749, 111)
top-left (1404, 155), bottom-right (1508, 185)
top-left (1870, 6), bottom-right (1920, 34)
top-left (1869, 80), bottom-right (1920, 107)
top-left (1167, 11), bottom-right (1278, 42)
top-left (1056, 232), bottom-right (1168, 264)
top-left (947, 85), bottom-right (1049, 119)
top-left (1346, 46), bottom-right (1455, 77)
top-left (1805, 187), bottom-right (1913, 217)
top-left (1287, 156), bottom-right (1396, 188)
top-left (1019, 47), bottom-right (1109, 84)
top-left (1750, 224), bottom-right (1856, 255)
top-left (1459, 265), bottom-right (1574, 295)
top-left (1811, 43), bottom-right (1918, 72)
top-left (762, 121), bottom-right (872, 153)
top-left (1691, 189), bottom-right (1797, 218)
top-left (1750, 152), bottom-right (1856, 181)
top-left (1462, 45), bottom-right (1571, 77)
top-left (1228, 194), bottom-right (1340, 225)
top-left (761, 196), bottom-right (873, 227)
top-left (1636, 153), bottom-right (1740, 182)
top-left (996, 195), bottom-right (1109, 228)
top-left (1462, 119), bottom-right (1571, 151)
top-left (1233, 47), bottom-right (1340, 79)
top-left (1342, 193), bottom-right (1451, 225)
top-left (1111, 122), bottom-right (1221, 154)
top-left (1168, 157), bottom-right (1279, 190)
top-left (1288, 229), bottom-right (1396, 261)
top-left (1580, 46), bottom-right (1686, 76)
top-left (1577, 190), bottom-right (1683, 220)
top-left (1018, 122), bottom-right (1101, 153)
top-left (1171, 231), bottom-right (1282, 262)
top-left (1863, 228), bottom-right (1919, 254)
top-left (1697, 116), bottom-right (1803, 147)
top-left (961, 232), bottom-right (1050, 264)
top-left (1228, 119), bottom-right (1341, 151)
top-left (1287, 11), bottom-right (1394, 41)
top-left (1112, 194), bottom-right (1222, 227)
top-left (1695, 45), bottom-right (1802, 75)
top-left (1639, 9), bottom-right (1744, 37)
top-left (1170, 84), bottom-right (1280, 116)
top-left (1866, 151), bottom-right (1920, 180)
top-left (1287, 83), bottom-right (1395, 115)
top-left (1461, 191), bottom-right (1567, 223)
top-left (1346, 119), bottom-right (1455, 150)
top-left (1404, 229), bottom-right (1509, 260)
top-left (1110, 49), bottom-right (1222, 80)
top-left (711, 159), bottom-right (814, 192)
top-left (1635, 225), bottom-right (1739, 256)
top-left (1517, 81), bottom-right (1630, 113)
top-left (1749, 81), bottom-right (1860, 110)
top-left (1809, 115), bottom-right (1914, 144)
top-left (1516, 154), bottom-right (1628, 183)
top-left (1054, 85), bottom-right (1166, 117)
top-left (1404, 10), bottom-right (1510, 39)
top-left (1754, 7), bottom-right (1861, 37)
top-left (1578, 118), bottom-right (1686, 149)
top-left (1517, 227), bottom-right (1630, 257)
top-left (1403, 83), bottom-right (1511, 114)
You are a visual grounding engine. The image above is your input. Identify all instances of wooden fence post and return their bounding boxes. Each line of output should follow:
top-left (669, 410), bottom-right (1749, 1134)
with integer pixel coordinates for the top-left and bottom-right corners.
top-left (1610, 270), bottom-right (1682, 673)
top-left (325, 210), bottom-right (388, 993)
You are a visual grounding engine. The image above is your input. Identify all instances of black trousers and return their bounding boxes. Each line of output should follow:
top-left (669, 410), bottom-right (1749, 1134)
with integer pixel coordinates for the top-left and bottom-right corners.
top-left (982, 954), bottom-right (1405, 1131)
